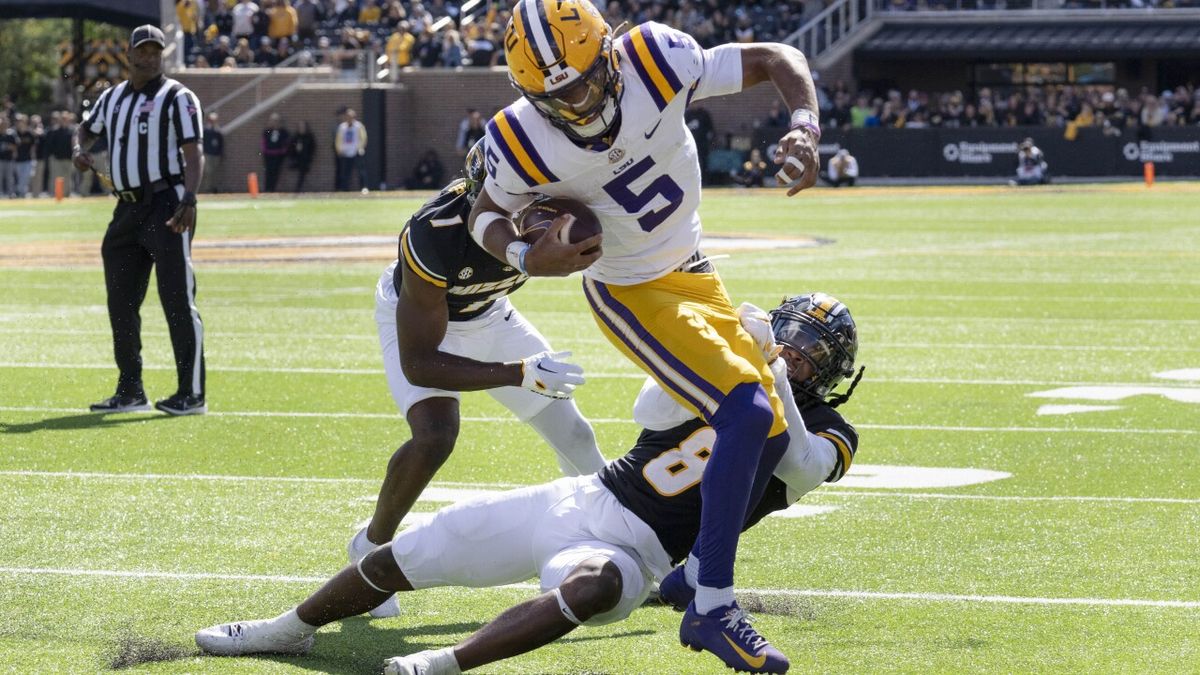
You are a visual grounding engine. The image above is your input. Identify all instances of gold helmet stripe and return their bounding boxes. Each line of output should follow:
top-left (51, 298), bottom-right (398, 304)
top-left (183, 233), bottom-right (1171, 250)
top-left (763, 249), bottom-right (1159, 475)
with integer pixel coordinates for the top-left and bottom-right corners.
top-left (518, 0), bottom-right (558, 73)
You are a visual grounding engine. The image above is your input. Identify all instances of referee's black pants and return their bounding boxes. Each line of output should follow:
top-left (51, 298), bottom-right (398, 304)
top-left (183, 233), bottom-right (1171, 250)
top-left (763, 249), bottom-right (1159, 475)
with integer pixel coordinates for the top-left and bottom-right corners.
top-left (102, 186), bottom-right (205, 399)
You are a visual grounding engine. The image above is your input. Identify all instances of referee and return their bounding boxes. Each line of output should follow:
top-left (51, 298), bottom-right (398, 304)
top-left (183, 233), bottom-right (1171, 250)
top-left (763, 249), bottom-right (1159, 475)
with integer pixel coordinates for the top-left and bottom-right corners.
top-left (73, 25), bottom-right (208, 416)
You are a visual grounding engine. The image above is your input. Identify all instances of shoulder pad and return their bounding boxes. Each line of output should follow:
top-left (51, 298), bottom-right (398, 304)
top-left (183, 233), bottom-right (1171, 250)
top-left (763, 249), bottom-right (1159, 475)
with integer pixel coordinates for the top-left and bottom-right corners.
top-left (484, 104), bottom-right (561, 190)
top-left (616, 22), bottom-right (702, 111)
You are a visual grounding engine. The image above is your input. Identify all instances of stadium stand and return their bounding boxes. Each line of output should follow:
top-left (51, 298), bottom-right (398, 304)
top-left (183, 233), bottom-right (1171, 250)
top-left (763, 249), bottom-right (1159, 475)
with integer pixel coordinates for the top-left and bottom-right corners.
top-left (5, 0), bottom-right (1199, 196)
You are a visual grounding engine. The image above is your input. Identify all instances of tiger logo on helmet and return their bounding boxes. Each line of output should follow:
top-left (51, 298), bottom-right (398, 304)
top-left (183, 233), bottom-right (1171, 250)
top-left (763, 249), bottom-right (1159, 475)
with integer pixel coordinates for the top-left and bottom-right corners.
top-left (504, 0), bottom-right (623, 142)
top-left (462, 138), bottom-right (487, 205)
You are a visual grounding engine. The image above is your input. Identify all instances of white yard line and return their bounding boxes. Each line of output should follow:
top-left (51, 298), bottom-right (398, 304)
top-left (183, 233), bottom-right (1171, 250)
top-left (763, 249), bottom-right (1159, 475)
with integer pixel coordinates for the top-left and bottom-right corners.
top-left (816, 490), bottom-right (1200, 505)
top-left (2, 470), bottom-right (1197, 505)
top-left (2, 362), bottom-right (1198, 390)
top-left (2, 405), bottom-right (1198, 434)
top-left (5, 327), bottom-right (1200, 354)
top-left (0, 566), bottom-right (1194, 609)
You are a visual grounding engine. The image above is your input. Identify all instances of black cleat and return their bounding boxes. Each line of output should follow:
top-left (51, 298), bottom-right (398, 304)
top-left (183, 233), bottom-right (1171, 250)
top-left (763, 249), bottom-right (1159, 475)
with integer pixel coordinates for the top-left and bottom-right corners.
top-left (154, 393), bottom-right (207, 416)
top-left (89, 394), bottom-right (152, 414)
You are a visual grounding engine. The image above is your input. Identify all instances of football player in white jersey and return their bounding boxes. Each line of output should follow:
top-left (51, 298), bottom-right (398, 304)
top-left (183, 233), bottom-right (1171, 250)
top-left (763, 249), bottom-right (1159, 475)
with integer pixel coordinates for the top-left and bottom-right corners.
top-left (194, 293), bottom-right (864, 675)
top-left (466, 1), bottom-right (821, 671)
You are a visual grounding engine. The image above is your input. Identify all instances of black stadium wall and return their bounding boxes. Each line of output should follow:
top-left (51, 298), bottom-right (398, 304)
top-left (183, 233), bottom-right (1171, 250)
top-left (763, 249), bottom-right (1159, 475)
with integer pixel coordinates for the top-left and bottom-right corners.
top-left (755, 127), bottom-right (1200, 178)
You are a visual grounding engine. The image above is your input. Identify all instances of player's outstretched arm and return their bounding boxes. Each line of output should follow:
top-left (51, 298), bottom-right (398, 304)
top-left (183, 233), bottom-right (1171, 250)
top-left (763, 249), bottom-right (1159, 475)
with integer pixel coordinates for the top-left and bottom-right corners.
top-left (396, 260), bottom-right (583, 398)
top-left (738, 43), bottom-right (821, 195)
top-left (396, 259), bottom-right (524, 391)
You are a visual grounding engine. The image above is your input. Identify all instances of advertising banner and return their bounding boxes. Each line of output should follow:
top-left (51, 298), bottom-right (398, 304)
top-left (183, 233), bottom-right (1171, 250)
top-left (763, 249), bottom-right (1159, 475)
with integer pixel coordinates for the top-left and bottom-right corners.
top-left (754, 126), bottom-right (1200, 178)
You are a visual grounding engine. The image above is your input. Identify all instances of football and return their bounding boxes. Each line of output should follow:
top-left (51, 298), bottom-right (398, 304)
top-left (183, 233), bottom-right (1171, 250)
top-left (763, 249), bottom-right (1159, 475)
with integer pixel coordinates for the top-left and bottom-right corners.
top-left (518, 198), bottom-right (602, 254)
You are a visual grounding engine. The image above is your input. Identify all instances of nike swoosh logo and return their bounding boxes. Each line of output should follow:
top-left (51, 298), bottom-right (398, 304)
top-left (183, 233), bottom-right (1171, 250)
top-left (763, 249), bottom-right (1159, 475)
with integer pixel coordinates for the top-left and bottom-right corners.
top-left (644, 119), bottom-right (662, 139)
top-left (535, 363), bottom-right (553, 373)
top-left (504, 309), bottom-right (515, 321)
top-left (722, 634), bottom-right (767, 669)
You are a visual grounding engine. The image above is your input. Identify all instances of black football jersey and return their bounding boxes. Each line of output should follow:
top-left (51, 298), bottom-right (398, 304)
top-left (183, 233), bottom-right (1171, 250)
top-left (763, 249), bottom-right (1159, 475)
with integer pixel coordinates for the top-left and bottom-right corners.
top-left (599, 404), bottom-right (858, 563)
top-left (396, 180), bottom-right (528, 321)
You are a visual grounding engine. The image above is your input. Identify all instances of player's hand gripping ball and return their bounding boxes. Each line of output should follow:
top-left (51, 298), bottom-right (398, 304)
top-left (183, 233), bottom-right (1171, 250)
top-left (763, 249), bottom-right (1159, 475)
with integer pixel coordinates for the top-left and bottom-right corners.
top-left (519, 198), bottom-right (603, 255)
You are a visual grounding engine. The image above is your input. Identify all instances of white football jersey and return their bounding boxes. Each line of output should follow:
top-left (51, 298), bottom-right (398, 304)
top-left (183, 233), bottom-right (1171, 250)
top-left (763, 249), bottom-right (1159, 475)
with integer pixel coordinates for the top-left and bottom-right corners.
top-left (483, 22), bottom-right (743, 285)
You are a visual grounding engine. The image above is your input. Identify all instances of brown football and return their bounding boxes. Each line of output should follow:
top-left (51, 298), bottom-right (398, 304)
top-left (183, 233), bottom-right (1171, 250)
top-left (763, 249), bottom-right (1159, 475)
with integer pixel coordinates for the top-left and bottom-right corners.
top-left (518, 198), bottom-right (602, 254)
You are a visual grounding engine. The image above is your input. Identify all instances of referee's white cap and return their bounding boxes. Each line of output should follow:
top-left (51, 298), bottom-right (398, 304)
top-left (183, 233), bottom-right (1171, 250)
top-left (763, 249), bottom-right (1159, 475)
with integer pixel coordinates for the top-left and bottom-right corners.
top-left (130, 25), bottom-right (166, 49)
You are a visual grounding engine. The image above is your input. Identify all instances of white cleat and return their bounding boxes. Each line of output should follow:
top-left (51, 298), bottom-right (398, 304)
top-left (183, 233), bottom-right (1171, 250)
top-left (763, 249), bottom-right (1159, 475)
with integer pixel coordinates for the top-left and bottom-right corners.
top-left (348, 526), bottom-right (401, 618)
top-left (195, 619), bottom-right (314, 656)
top-left (369, 593), bottom-right (401, 618)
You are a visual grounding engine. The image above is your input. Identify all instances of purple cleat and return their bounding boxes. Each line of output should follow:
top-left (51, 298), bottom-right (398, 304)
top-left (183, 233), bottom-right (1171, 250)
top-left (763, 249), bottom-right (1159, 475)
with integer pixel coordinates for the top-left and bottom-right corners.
top-left (657, 565), bottom-right (695, 612)
top-left (680, 601), bottom-right (789, 674)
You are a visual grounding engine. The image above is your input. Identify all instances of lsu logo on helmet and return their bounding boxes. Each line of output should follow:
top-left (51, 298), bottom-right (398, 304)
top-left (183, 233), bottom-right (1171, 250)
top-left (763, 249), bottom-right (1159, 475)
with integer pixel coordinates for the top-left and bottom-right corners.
top-left (504, 0), bottom-right (623, 141)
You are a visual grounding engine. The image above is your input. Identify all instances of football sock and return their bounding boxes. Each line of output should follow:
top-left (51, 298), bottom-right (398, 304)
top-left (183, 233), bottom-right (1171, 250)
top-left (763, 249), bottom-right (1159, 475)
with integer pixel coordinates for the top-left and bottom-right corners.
top-left (528, 400), bottom-right (606, 475)
top-left (685, 552), bottom-right (700, 588)
top-left (271, 608), bottom-right (317, 638)
top-left (693, 382), bottom-right (774, 591)
top-left (694, 584), bottom-right (735, 615)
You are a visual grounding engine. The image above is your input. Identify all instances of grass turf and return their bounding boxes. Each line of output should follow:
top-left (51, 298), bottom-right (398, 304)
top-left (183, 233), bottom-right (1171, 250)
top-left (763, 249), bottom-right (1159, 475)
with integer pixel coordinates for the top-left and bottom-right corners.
top-left (1, 184), bottom-right (1198, 673)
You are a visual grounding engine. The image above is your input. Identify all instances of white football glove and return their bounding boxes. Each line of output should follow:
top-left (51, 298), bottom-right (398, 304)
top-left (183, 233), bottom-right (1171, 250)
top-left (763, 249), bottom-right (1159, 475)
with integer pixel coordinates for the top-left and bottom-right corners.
top-left (736, 302), bottom-right (783, 363)
top-left (518, 350), bottom-right (585, 399)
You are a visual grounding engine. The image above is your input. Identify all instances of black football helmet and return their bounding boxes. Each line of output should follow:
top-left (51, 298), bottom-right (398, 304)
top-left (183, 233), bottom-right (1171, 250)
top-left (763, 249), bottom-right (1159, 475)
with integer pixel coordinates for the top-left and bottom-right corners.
top-left (770, 292), bottom-right (860, 407)
top-left (463, 138), bottom-right (487, 205)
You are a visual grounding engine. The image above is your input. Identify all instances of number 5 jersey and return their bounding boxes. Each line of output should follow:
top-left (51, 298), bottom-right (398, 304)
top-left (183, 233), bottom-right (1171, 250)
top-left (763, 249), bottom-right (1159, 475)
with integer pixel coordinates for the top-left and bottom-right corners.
top-left (482, 22), bottom-right (745, 286)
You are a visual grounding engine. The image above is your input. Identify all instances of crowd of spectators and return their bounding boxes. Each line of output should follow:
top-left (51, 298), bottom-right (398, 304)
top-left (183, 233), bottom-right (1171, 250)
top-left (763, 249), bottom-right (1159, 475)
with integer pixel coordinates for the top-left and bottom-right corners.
top-left (179, 0), bottom-right (813, 72)
top-left (812, 82), bottom-right (1200, 134)
top-left (0, 98), bottom-right (111, 199)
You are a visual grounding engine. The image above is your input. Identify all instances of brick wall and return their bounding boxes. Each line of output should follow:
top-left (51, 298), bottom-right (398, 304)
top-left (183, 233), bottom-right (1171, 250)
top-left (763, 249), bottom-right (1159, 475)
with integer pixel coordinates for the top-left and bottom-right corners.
top-left (175, 68), bottom-right (789, 194)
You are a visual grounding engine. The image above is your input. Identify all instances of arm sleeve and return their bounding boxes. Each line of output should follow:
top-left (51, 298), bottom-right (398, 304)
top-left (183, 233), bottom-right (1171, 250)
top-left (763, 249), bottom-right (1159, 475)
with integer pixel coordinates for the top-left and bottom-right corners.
top-left (769, 358), bottom-right (838, 501)
top-left (82, 88), bottom-right (112, 135)
top-left (632, 377), bottom-right (698, 431)
top-left (692, 44), bottom-right (744, 102)
top-left (174, 89), bottom-right (204, 143)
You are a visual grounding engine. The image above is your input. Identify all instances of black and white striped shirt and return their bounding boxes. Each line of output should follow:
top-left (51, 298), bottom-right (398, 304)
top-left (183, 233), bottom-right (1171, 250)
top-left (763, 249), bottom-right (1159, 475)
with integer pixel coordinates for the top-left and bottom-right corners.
top-left (81, 75), bottom-right (203, 192)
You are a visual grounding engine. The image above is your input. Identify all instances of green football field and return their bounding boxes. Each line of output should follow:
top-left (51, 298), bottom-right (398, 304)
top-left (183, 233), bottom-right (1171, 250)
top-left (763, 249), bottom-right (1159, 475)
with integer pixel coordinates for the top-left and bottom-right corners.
top-left (1, 184), bottom-right (1198, 673)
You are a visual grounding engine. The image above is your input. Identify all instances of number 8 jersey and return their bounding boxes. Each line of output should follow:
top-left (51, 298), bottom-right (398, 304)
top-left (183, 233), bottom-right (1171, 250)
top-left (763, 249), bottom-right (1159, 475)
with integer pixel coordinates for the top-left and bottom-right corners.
top-left (482, 22), bottom-right (744, 285)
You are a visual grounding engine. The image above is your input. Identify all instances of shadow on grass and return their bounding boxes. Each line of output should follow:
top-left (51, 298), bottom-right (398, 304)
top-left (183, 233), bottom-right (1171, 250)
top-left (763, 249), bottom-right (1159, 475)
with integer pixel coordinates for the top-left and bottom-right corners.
top-left (187, 617), bottom-right (486, 674)
top-left (179, 618), bottom-right (657, 674)
top-left (1, 412), bottom-right (174, 434)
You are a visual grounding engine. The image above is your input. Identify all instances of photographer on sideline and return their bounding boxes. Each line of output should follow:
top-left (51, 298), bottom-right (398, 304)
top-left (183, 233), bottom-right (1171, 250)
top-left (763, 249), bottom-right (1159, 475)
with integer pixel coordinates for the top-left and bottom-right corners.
top-left (1012, 138), bottom-right (1049, 186)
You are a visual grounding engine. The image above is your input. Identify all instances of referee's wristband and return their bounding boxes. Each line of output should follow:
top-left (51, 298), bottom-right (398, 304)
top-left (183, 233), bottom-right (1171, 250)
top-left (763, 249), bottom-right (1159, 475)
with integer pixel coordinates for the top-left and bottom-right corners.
top-left (505, 240), bottom-right (531, 275)
top-left (180, 191), bottom-right (197, 206)
top-left (789, 108), bottom-right (821, 140)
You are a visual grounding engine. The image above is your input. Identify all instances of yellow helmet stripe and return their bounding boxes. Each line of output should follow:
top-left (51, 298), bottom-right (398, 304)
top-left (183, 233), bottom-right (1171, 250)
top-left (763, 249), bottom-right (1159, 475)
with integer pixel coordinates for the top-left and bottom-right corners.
top-left (516, 0), bottom-right (555, 71)
top-left (400, 227), bottom-right (447, 288)
top-left (622, 26), bottom-right (683, 111)
top-left (487, 109), bottom-right (559, 187)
